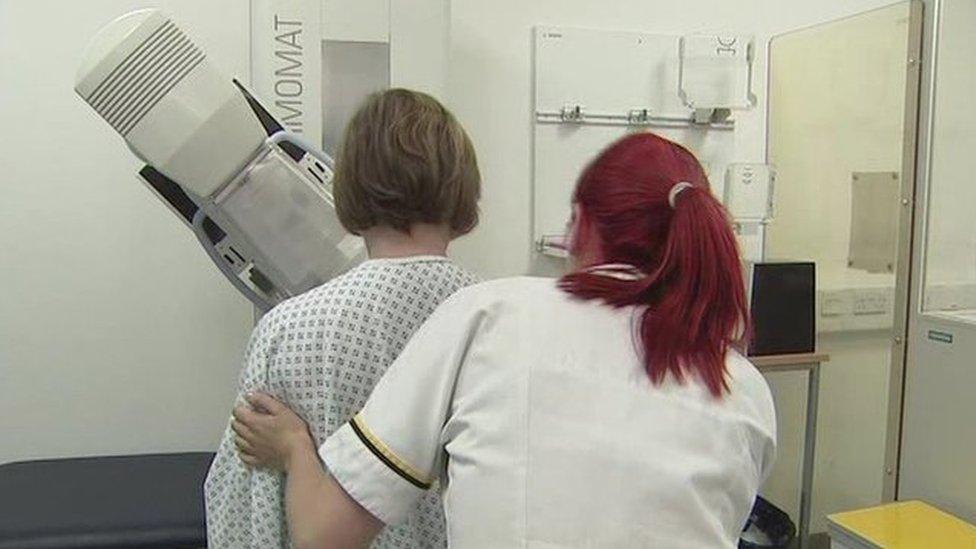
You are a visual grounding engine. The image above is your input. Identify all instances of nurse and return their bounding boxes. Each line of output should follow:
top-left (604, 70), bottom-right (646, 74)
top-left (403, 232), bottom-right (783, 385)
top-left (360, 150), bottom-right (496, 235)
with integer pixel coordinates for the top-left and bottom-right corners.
top-left (233, 132), bottom-right (777, 548)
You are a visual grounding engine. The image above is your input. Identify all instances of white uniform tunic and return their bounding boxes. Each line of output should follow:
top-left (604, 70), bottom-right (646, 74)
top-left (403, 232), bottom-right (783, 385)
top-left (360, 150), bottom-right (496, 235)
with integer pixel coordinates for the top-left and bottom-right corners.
top-left (321, 276), bottom-right (777, 548)
top-left (205, 256), bottom-right (478, 549)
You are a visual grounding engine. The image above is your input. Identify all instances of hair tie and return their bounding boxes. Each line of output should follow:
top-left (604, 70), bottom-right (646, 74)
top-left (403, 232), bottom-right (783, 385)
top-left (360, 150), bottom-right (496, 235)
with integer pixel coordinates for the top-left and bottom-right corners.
top-left (668, 182), bottom-right (694, 209)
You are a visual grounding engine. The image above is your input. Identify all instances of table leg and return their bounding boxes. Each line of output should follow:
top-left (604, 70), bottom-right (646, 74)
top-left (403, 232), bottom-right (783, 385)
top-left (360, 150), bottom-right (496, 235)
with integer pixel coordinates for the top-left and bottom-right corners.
top-left (797, 364), bottom-right (820, 549)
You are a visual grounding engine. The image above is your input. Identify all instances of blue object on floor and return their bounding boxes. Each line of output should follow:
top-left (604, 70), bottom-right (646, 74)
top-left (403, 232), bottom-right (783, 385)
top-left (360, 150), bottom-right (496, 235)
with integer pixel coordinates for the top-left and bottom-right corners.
top-left (0, 452), bottom-right (214, 548)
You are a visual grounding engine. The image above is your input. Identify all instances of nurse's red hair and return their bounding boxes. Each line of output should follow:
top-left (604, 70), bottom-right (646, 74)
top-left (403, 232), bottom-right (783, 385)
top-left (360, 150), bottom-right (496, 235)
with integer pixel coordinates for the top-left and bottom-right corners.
top-left (559, 132), bottom-right (748, 397)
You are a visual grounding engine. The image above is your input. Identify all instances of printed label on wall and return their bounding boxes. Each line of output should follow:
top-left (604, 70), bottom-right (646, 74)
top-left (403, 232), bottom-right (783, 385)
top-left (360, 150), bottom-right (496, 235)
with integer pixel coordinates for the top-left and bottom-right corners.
top-left (928, 330), bottom-right (954, 344)
top-left (250, 0), bottom-right (322, 147)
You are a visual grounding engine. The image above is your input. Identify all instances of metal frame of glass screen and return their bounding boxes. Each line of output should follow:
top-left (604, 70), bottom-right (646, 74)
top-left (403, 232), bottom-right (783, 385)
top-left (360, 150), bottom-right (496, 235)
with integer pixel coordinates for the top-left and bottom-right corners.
top-left (763, 0), bottom-right (926, 518)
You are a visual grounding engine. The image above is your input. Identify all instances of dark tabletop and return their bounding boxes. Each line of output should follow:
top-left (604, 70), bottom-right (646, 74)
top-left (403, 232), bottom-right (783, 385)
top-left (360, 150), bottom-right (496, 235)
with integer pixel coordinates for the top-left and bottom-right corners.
top-left (0, 452), bottom-right (214, 549)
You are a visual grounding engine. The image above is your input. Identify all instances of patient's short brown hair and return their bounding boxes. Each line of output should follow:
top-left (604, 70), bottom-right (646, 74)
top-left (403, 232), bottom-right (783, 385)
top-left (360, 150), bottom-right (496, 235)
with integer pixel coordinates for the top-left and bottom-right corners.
top-left (333, 88), bottom-right (481, 235)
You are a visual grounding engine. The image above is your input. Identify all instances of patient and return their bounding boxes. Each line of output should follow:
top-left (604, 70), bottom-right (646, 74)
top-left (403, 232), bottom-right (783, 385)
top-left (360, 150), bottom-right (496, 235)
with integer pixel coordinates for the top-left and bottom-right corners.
top-left (204, 88), bottom-right (481, 548)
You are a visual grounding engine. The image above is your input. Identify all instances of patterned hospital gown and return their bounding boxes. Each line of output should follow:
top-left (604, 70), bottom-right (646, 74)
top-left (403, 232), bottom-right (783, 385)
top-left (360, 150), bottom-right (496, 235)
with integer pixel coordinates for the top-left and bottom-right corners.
top-left (205, 256), bottom-right (478, 548)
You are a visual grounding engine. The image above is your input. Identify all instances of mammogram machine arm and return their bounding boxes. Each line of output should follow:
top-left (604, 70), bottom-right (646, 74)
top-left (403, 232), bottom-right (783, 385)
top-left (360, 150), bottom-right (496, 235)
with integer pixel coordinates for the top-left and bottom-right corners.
top-left (74, 9), bottom-right (365, 312)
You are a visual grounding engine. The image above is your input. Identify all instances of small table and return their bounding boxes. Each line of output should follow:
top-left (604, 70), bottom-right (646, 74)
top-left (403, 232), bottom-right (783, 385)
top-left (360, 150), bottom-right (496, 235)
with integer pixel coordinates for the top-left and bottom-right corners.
top-left (752, 352), bottom-right (830, 549)
top-left (828, 500), bottom-right (976, 548)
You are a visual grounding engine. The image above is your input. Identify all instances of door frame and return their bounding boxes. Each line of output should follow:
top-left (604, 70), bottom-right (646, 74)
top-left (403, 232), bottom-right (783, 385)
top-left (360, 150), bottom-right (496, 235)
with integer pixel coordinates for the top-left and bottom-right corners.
top-left (881, 0), bottom-right (927, 502)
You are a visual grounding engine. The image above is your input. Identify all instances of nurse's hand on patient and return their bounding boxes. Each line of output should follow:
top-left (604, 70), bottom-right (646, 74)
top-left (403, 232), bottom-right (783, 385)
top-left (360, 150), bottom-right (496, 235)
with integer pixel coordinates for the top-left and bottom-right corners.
top-left (232, 391), bottom-right (315, 472)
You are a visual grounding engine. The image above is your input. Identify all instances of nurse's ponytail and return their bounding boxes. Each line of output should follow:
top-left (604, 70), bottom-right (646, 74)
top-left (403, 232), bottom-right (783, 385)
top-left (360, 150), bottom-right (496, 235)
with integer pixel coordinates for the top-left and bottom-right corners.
top-left (559, 133), bottom-right (749, 397)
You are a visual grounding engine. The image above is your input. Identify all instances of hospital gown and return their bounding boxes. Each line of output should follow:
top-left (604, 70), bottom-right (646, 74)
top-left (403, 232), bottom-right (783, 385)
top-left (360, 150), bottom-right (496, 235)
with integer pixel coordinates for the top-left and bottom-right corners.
top-left (204, 256), bottom-right (478, 549)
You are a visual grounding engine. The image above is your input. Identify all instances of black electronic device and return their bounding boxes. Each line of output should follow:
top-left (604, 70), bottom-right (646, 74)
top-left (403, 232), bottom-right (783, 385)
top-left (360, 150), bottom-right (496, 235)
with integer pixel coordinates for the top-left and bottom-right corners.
top-left (746, 262), bottom-right (816, 357)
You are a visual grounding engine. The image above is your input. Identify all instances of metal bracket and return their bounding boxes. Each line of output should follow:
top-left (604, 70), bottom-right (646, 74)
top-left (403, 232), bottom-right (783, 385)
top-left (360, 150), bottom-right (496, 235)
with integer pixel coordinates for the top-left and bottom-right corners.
top-left (692, 108), bottom-right (714, 124)
top-left (536, 107), bottom-right (734, 130)
top-left (691, 107), bottom-right (733, 125)
top-left (627, 108), bottom-right (652, 125)
top-left (559, 104), bottom-right (584, 123)
top-left (536, 234), bottom-right (569, 258)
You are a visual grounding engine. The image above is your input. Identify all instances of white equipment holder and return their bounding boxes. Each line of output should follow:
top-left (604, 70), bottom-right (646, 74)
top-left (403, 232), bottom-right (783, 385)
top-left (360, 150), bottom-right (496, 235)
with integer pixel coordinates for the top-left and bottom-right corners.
top-left (532, 27), bottom-right (756, 260)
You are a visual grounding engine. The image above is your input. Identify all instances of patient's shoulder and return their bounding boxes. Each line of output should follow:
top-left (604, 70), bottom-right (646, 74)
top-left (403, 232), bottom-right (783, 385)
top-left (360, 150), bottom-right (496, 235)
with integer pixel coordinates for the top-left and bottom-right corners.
top-left (257, 259), bottom-right (479, 341)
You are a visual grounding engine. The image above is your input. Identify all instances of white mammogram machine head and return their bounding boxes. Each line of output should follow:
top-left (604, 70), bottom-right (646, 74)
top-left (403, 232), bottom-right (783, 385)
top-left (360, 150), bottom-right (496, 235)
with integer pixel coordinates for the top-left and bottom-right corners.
top-left (74, 9), bottom-right (365, 312)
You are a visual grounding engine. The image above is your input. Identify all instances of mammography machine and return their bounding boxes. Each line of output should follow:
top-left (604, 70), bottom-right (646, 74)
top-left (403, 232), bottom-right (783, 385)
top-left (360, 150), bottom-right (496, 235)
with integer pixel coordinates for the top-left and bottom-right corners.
top-left (74, 9), bottom-right (365, 313)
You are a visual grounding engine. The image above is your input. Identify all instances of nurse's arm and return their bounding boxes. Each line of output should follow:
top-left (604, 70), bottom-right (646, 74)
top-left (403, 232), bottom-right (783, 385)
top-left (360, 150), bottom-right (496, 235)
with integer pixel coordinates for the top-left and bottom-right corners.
top-left (285, 439), bottom-right (382, 549)
top-left (233, 392), bottom-right (382, 549)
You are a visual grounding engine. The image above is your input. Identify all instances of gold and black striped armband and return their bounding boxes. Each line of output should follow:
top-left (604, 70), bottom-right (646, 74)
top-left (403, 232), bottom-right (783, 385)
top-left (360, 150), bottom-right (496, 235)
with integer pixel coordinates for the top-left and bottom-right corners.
top-left (349, 414), bottom-right (432, 490)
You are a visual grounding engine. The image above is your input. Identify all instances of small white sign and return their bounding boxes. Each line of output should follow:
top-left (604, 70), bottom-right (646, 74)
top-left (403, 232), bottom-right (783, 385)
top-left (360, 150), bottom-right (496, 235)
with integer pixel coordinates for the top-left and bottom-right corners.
top-left (724, 163), bottom-right (775, 222)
